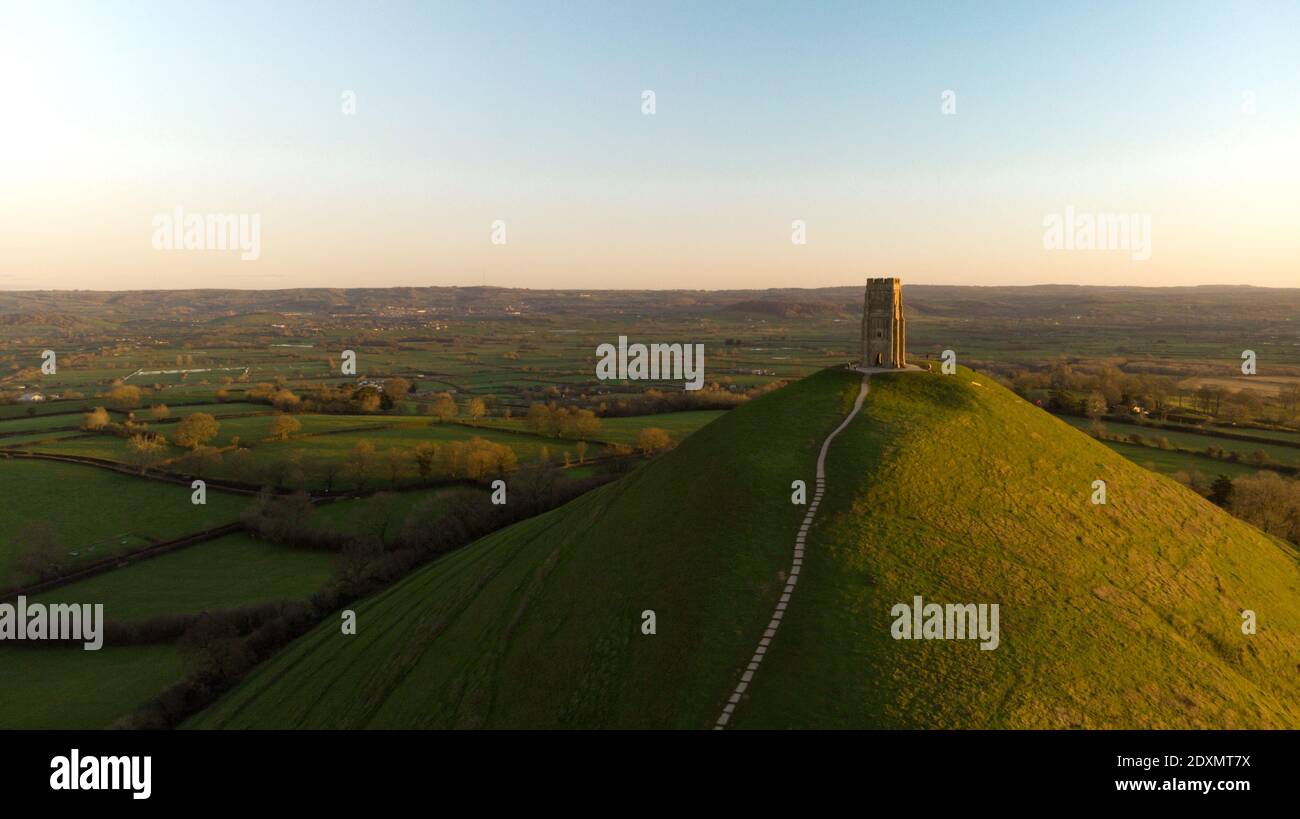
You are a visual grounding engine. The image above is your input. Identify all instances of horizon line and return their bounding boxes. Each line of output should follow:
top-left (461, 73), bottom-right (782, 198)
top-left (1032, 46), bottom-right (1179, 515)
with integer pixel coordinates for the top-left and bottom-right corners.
top-left (1, 282), bottom-right (1296, 296)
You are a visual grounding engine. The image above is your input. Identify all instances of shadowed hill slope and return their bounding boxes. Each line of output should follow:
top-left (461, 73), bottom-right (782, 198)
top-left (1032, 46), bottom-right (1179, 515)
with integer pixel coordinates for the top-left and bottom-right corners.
top-left (191, 368), bottom-right (1300, 729)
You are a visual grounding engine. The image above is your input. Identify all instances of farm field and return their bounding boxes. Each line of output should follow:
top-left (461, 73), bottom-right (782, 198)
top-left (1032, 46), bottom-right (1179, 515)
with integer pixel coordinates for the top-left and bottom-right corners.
top-left (588, 411), bottom-right (726, 445)
top-left (0, 398), bottom-right (104, 419)
top-left (1179, 375), bottom-right (1300, 397)
top-left (0, 459), bottom-right (249, 587)
top-left (474, 410), bottom-right (726, 447)
top-left (0, 413), bottom-right (92, 433)
top-left (17, 414), bottom-right (407, 463)
top-left (15, 435), bottom-right (154, 462)
top-left (195, 412), bottom-right (398, 447)
top-left (1093, 440), bottom-right (1262, 480)
top-left (156, 401), bottom-right (271, 417)
top-left (1056, 416), bottom-right (1300, 467)
top-left (0, 431), bottom-right (84, 447)
top-left (209, 422), bottom-right (604, 489)
top-left (0, 644), bottom-right (187, 729)
top-left (30, 532), bottom-right (337, 621)
top-left (1207, 424), bottom-right (1300, 445)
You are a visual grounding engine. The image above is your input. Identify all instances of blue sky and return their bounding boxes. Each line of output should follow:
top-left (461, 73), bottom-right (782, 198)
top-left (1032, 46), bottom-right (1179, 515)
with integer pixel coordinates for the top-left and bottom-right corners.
top-left (2, 0), bottom-right (1297, 289)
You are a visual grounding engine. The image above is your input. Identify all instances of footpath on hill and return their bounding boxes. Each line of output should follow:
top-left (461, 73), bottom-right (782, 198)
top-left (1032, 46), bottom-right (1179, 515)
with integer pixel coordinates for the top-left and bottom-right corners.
top-left (715, 371), bottom-right (872, 728)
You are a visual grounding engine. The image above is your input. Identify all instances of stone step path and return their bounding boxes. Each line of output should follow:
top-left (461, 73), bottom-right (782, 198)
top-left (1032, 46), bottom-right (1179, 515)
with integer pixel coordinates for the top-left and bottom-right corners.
top-left (714, 372), bottom-right (871, 729)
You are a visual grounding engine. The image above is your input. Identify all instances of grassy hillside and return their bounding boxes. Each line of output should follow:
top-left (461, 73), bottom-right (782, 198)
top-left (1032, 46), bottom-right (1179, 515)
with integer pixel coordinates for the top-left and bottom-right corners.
top-left (738, 368), bottom-right (1300, 728)
top-left (191, 367), bottom-right (1300, 729)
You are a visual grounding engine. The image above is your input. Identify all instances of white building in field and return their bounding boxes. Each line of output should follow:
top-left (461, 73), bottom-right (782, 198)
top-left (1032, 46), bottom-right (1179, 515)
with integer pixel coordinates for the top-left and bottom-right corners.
top-left (17, 392), bottom-right (45, 403)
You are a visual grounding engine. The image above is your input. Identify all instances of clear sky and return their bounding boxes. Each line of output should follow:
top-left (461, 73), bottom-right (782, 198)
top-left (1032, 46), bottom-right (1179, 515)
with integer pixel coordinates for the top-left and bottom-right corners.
top-left (2, 0), bottom-right (1297, 291)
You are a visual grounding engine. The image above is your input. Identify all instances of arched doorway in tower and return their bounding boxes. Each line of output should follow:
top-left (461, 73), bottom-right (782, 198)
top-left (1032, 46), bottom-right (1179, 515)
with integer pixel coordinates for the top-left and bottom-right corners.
top-left (875, 353), bottom-right (883, 366)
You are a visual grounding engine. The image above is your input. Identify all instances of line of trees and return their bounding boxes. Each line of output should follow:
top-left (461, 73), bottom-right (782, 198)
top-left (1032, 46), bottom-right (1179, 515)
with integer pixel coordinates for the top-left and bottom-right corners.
top-left (1014, 362), bottom-right (1300, 426)
top-left (175, 435), bottom-right (524, 492)
top-left (1224, 471), bottom-right (1300, 544)
top-left (1089, 425), bottom-right (1289, 473)
top-left (1176, 470), bottom-right (1300, 546)
top-left (593, 382), bottom-right (781, 417)
top-left (524, 404), bottom-right (602, 439)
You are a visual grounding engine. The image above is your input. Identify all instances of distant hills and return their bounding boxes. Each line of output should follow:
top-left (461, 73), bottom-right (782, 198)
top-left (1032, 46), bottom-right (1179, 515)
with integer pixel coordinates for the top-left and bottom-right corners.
top-left (0, 312), bottom-right (102, 329)
top-left (4, 284), bottom-right (1299, 327)
top-left (190, 367), bottom-right (1300, 728)
top-left (718, 299), bottom-right (850, 318)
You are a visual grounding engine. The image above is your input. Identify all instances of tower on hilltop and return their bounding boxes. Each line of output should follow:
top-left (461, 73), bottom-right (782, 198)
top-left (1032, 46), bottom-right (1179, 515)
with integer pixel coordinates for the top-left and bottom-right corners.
top-left (861, 277), bottom-right (906, 369)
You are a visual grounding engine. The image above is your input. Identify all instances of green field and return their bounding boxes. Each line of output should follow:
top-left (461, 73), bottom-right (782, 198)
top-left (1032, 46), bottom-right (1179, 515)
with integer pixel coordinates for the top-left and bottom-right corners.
top-left (0, 413), bottom-right (90, 433)
top-left (12, 413), bottom-right (596, 489)
top-left (0, 459), bottom-right (249, 587)
top-left (211, 422), bottom-right (603, 487)
top-left (16, 435), bottom-right (157, 461)
top-left (0, 644), bottom-right (186, 729)
top-left (158, 401), bottom-right (271, 417)
top-left (197, 412), bottom-right (394, 447)
top-left (1097, 440), bottom-right (1262, 480)
top-left (30, 532), bottom-right (337, 621)
top-left (0, 430), bottom-right (84, 447)
top-left (0, 398), bottom-right (104, 420)
top-left (475, 410), bottom-right (726, 447)
top-left (592, 411), bottom-right (726, 444)
top-left (191, 368), bottom-right (1300, 729)
top-left (1058, 416), bottom-right (1300, 467)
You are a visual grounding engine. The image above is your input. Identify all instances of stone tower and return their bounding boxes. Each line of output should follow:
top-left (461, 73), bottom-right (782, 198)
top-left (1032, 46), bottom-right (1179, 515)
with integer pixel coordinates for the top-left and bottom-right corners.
top-left (861, 277), bottom-right (906, 368)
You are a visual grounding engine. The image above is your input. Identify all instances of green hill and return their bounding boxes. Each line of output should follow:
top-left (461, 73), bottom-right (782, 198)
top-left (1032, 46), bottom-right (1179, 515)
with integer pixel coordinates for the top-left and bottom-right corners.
top-left (190, 367), bottom-right (1300, 729)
